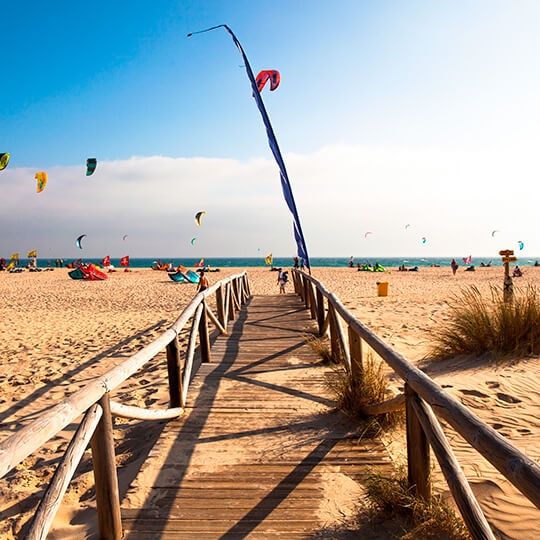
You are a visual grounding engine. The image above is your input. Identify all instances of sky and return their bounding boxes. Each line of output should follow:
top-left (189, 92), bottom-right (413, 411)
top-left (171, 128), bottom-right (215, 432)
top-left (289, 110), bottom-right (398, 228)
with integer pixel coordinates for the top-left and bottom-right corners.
top-left (1, 0), bottom-right (540, 259)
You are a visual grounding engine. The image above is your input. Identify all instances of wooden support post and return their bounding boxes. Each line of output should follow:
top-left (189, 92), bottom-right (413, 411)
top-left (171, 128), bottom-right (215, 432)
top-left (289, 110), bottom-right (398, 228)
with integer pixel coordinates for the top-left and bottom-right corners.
top-left (316, 288), bottom-right (325, 335)
top-left (199, 300), bottom-right (211, 363)
top-left (243, 274), bottom-right (250, 299)
top-left (90, 394), bottom-right (122, 540)
top-left (348, 326), bottom-right (363, 380)
top-left (302, 276), bottom-right (310, 309)
top-left (166, 336), bottom-right (184, 408)
top-left (307, 282), bottom-right (317, 320)
top-left (237, 277), bottom-right (244, 304)
top-left (297, 273), bottom-right (304, 301)
top-left (328, 303), bottom-right (341, 362)
top-left (405, 383), bottom-right (431, 500)
top-left (227, 283), bottom-right (235, 322)
top-left (216, 284), bottom-right (225, 328)
top-left (292, 271), bottom-right (299, 294)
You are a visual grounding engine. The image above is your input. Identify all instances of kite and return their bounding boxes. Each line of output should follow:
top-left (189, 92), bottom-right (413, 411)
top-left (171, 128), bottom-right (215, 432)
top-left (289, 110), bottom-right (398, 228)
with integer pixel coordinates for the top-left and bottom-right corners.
top-left (195, 211), bottom-right (206, 226)
top-left (36, 172), bottom-right (47, 193)
top-left (265, 253), bottom-right (273, 265)
top-left (76, 234), bottom-right (87, 250)
top-left (0, 153), bottom-right (9, 170)
top-left (123, 234), bottom-right (129, 241)
top-left (86, 158), bottom-right (97, 176)
top-left (518, 241), bottom-right (524, 250)
top-left (255, 70), bottom-right (280, 93)
top-left (491, 230), bottom-right (499, 237)
top-left (422, 237), bottom-right (427, 244)
top-left (188, 25), bottom-right (310, 269)
top-left (191, 237), bottom-right (197, 246)
top-left (194, 258), bottom-right (204, 267)
top-left (405, 224), bottom-right (411, 230)
top-left (364, 232), bottom-right (373, 239)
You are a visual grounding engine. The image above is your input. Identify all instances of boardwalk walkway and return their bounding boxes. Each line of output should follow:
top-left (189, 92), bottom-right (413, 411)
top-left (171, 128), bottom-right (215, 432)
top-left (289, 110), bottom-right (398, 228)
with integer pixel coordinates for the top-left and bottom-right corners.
top-left (121, 294), bottom-right (392, 538)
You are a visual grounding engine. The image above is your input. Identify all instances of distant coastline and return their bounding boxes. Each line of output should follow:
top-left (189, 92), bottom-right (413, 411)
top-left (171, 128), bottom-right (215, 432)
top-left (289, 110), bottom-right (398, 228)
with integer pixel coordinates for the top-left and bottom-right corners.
top-left (19, 256), bottom-right (539, 269)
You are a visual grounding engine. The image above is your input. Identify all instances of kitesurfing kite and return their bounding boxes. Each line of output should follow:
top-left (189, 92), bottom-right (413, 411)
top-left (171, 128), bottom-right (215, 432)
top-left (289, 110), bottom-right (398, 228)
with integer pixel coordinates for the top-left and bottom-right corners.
top-left (405, 224), bottom-right (411, 230)
top-left (123, 234), bottom-right (129, 241)
top-left (491, 230), bottom-right (499, 237)
top-left (364, 232), bottom-right (373, 239)
top-left (86, 158), bottom-right (97, 176)
top-left (422, 237), bottom-right (427, 244)
top-left (255, 70), bottom-right (280, 93)
top-left (188, 25), bottom-right (310, 269)
top-left (76, 234), bottom-right (87, 250)
top-left (191, 237), bottom-right (197, 246)
top-left (518, 241), bottom-right (524, 250)
top-left (195, 211), bottom-right (206, 226)
top-left (0, 153), bottom-right (9, 170)
top-left (36, 172), bottom-right (47, 193)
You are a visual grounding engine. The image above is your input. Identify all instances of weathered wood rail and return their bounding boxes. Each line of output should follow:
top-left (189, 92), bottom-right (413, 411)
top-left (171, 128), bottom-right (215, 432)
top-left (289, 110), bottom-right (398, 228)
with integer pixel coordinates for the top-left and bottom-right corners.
top-left (0, 271), bottom-right (250, 540)
top-left (292, 268), bottom-right (540, 540)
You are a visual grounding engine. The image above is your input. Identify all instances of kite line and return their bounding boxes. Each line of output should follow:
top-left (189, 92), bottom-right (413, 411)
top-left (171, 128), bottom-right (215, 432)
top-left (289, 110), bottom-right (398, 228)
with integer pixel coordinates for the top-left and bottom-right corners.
top-left (188, 24), bottom-right (311, 269)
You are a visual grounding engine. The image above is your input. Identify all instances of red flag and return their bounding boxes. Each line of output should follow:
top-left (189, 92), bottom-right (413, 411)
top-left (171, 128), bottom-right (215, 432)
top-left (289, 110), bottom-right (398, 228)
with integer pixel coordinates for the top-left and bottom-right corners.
top-left (120, 256), bottom-right (130, 267)
top-left (101, 255), bottom-right (110, 267)
top-left (462, 255), bottom-right (472, 265)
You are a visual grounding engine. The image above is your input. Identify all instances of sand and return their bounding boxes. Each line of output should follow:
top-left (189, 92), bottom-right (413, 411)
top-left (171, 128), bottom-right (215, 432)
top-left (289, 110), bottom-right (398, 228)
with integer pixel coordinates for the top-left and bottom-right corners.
top-left (0, 266), bottom-right (538, 538)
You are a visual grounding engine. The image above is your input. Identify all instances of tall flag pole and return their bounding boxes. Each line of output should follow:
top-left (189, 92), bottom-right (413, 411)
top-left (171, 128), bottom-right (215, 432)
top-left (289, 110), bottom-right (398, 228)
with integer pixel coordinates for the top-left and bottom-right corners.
top-left (188, 25), bottom-right (311, 269)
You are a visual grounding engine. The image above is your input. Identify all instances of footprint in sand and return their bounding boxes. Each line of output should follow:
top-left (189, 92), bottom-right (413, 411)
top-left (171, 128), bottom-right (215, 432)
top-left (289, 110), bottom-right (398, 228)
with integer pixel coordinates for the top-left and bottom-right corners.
top-left (518, 428), bottom-right (531, 434)
top-left (460, 389), bottom-right (489, 399)
top-left (486, 381), bottom-right (500, 389)
top-left (492, 423), bottom-right (504, 430)
top-left (442, 384), bottom-right (453, 388)
top-left (496, 393), bottom-right (522, 404)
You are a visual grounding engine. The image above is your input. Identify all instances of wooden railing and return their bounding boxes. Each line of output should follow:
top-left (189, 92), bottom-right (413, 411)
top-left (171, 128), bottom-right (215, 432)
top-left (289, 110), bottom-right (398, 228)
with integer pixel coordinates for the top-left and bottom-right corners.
top-left (292, 268), bottom-right (540, 540)
top-left (0, 271), bottom-right (250, 540)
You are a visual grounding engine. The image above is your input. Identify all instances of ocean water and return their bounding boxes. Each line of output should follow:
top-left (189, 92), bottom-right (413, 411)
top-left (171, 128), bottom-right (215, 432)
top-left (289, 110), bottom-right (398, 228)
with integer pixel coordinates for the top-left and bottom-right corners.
top-left (20, 256), bottom-right (540, 269)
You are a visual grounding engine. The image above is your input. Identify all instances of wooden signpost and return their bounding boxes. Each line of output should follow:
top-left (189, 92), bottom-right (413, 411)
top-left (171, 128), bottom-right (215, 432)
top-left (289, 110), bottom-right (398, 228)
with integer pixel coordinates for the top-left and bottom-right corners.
top-left (499, 250), bottom-right (517, 303)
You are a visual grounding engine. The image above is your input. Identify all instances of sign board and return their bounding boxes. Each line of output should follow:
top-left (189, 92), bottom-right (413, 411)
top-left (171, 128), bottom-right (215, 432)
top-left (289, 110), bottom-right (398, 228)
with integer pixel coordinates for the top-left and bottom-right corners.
top-left (499, 250), bottom-right (514, 256)
top-left (502, 257), bottom-right (517, 263)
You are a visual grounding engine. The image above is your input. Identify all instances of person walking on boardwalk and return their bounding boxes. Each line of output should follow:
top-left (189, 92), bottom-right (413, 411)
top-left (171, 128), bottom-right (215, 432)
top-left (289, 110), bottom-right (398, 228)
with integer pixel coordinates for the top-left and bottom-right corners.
top-left (197, 270), bottom-right (209, 292)
top-left (277, 268), bottom-right (288, 294)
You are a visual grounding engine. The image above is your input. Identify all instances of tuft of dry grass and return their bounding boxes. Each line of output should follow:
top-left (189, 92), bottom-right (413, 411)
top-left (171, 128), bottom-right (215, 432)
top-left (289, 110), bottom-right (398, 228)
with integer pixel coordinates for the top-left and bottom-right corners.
top-left (325, 352), bottom-right (404, 429)
top-left (305, 334), bottom-right (334, 363)
top-left (430, 285), bottom-right (540, 360)
top-left (365, 467), bottom-right (470, 540)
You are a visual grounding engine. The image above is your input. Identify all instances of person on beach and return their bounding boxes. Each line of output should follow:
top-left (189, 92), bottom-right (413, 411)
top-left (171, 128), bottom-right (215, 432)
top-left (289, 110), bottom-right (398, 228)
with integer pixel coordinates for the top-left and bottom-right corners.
top-left (277, 268), bottom-right (286, 294)
top-left (348, 256), bottom-right (354, 268)
top-left (197, 270), bottom-right (209, 292)
top-left (293, 257), bottom-right (299, 269)
top-left (513, 266), bottom-right (523, 277)
top-left (451, 258), bottom-right (459, 275)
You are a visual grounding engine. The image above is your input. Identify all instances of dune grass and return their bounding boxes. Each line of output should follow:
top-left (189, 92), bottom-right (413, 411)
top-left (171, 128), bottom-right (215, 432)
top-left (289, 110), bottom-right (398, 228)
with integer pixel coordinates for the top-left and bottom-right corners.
top-left (365, 467), bottom-right (470, 540)
top-left (305, 334), bottom-right (334, 363)
top-left (430, 285), bottom-right (540, 360)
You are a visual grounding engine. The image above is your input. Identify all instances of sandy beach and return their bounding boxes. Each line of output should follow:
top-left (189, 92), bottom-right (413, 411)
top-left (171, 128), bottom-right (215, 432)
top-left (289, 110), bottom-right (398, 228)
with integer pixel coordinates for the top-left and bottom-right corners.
top-left (0, 266), bottom-right (539, 538)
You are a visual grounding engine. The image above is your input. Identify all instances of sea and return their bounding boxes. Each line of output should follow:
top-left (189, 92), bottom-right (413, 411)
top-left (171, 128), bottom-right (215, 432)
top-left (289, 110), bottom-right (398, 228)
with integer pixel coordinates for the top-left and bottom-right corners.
top-left (22, 256), bottom-right (539, 269)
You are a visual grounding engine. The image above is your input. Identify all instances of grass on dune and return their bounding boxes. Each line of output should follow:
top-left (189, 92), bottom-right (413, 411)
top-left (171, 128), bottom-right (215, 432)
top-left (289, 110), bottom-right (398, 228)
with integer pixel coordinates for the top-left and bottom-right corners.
top-left (365, 467), bottom-right (470, 540)
top-left (306, 334), bottom-right (403, 429)
top-left (430, 285), bottom-right (540, 360)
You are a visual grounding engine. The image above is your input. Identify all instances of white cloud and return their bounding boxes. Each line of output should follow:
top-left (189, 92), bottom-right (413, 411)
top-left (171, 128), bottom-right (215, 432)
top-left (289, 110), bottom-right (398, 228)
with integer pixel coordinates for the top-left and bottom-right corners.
top-left (1, 142), bottom-right (538, 259)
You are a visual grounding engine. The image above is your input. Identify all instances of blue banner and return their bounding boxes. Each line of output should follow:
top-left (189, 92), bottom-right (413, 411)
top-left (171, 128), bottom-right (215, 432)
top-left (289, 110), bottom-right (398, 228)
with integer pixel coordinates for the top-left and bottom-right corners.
top-left (189, 25), bottom-right (311, 268)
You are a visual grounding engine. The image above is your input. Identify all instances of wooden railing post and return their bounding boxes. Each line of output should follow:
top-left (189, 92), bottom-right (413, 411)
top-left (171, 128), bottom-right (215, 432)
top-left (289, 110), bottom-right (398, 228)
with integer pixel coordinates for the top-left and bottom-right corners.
top-left (292, 270), bottom-right (299, 294)
top-left (328, 303), bottom-right (341, 362)
top-left (166, 336), bottom-right (184, 408)
top-left (302, 276), bottom-right (310, 309)
top-left (237, 277), bottom-right (244, 304)
top-left (307, 282), bottom-right (317, 320)
top-left (316, 288), bottom-right (325, 335)
top-left (216, 284), bottom-right (225, 328)
top-left (348, 326), bottom-right (363, 380)
top-left (227, 283), bottom-right (235, 321)
top-left (90, 393), bottom-right (122, 540)
top-left (405, 383), bottom-right (431, 500)
top-left (243, 274), bottom-right (250, 299)
top-left (199, 300), bottom-right (211, 363)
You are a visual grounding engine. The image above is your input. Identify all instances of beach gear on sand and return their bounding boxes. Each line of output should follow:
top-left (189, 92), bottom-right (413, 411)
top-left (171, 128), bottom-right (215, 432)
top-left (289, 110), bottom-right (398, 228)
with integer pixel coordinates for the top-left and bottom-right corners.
top-left (68, 267), bottom-right (86, 280)
top-left (373, 263), bottom-right (386, 272)
top-left (255, 70), bottom-right (280, 93)
top-left (358, 264), bottom-right (373, 272)
top-left (169, 266), bottom-right (200, 283)
top-left (194, 258), bottom-right (204, 267)
top-left (0, 153), bottom-right (9, 170)
top-left (69, 264), bottom-right (108, 281)
top-left (377, 281), bottom-right (389, 296)
top-left (86, 158), bottom-right (97, 176)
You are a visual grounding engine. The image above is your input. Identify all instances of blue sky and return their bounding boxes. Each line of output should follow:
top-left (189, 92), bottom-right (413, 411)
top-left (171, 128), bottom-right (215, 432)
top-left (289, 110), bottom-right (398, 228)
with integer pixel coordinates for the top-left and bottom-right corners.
top-left (1, 1), bottom-right (540, 258)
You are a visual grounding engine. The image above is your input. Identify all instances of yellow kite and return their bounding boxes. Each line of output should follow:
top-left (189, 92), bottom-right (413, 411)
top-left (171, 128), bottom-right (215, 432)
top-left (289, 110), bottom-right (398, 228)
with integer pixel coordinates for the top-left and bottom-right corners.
top-left (265, 253), bottom-right (273, 265)
top-left (35, 172), bottom-right (47, 193)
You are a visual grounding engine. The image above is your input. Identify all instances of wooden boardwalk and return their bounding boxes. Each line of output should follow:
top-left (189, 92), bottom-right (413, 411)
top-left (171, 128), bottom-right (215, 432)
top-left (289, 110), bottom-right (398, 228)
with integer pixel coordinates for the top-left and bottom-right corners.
top-left (121, 294), bottom-right (392, 539)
